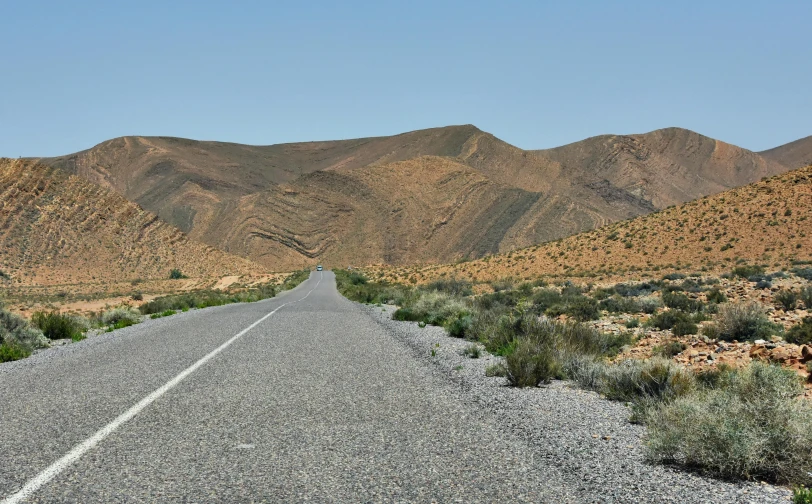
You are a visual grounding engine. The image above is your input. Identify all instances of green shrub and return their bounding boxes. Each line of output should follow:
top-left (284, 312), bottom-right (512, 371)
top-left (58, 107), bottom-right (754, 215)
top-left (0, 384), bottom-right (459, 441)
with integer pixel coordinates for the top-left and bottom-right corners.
top-left (393, 291), bottom-right (469, 328)
top-left (646, 362), bottom-right (812, 485)
top-left (786, 317), bottom-right (812, 345)
top-left (0, 341), bottom-right (30, 362)
top-left (545, 295), bottom-right (599, 321)
top-left (705, 287), bottom-right (727, 304)
top-left (792, 267), bottom-right (812, 280)
top-left (599, 296), bottom-right (641, 314)
top-left (672, 319), bottom-right (698, 337)
top-left (335, 270), bottom-right (412, 305)
top-left (776, 289), bottom-right (799, 310)
top-left (625, 318), bottom-right (640, 329)
top-left (101, 307), bottom-right (141, 327)
top-left (653, 340), bottom-right (687, 358)
top-left (425, 278), bottom-right (473, 297)
top-left (638, 296), bottom-right (663, 314)
top-left (31, 311), bottom-right (84, 341)
top-left (801, 286), bottom-right (812, 310)
top-left (530, 289), bottom-right (563, 313)
top-left (281, 270), bottom-right (310, 290)
top-left (715, 302), bottom-right (778, 342)
top-left (150, 309), bottom-right (176, 319)
top-left (732, 265), bottom-right (765, 279)
top-left (614, 282), bottom-right (660, 297)
top-left (131, 292), bottom-right (143, 301)
top-left (649, 310), bottom-right (691, 331)
top-left (446, 314), bottom-right (473, 338)
top-left (662, 291), bottom-right (704, 312)
top-left (169, 268), bottom-right (187, 279)
top-left (795, 486), bottom-right (812, 504)
top-left (598, 358), bottom-right (696, 403)
top-left (505, 330), bottom-right (562, 387)
top-left (0, 305), bottom-right (48, 355)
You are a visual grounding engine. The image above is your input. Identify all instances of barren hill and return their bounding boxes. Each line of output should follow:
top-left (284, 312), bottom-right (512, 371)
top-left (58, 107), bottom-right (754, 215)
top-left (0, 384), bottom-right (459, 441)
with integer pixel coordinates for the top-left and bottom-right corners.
top-left (35, 126), bottom-right (800, 269)
top-left (0, 159), bottom-right (261, 286)
top-left (399, 164), bottom-right (812, 284)
top-left (759, 135), bottom-right (812, 169)
top-left (535, 127), bottom-right (788, 208)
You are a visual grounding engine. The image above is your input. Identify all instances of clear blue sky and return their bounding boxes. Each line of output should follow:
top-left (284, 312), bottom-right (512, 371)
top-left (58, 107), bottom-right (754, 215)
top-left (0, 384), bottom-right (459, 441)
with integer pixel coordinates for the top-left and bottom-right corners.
top-left (1, 0), bottom-right (809, 157)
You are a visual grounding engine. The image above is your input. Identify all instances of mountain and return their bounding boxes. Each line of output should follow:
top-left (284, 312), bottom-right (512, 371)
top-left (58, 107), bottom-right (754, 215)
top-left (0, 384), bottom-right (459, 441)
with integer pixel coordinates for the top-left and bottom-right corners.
top-left (535, 127), bottom-right (787, 209)
top-left (759, 135), bottom-right (812, 170)
top-left (34, 126), bottom-right (800, 270)
top-left (402, 164), bottom-right (812, 283)
top-left (0, 159), bottom-right (260, 286)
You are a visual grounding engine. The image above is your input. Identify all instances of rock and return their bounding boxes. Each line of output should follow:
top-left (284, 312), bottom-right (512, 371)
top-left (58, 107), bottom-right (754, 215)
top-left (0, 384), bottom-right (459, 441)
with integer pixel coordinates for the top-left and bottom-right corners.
top-left (750, 345), bottom-right (767, 359)
top-left (802, 345), bottom-right (812, 363)
top-left (754, 339), bottom-right (767, 345)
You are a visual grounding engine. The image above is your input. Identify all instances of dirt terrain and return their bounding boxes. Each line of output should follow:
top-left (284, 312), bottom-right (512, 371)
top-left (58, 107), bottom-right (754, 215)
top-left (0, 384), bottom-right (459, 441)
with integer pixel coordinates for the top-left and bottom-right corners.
top-left (369, 164), bottom-right (812, 284)
top-left (0, 159), bottom-right (265, 287)
top-left (34, 125), bottom-right (799, 270)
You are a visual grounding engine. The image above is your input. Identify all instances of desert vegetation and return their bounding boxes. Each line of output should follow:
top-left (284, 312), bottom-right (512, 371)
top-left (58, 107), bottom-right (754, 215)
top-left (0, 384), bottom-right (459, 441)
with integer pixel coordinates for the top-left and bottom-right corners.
top-left (0, 270), bottom-right (312, 364)
top-left (337, 265), bottom-right (812, 486)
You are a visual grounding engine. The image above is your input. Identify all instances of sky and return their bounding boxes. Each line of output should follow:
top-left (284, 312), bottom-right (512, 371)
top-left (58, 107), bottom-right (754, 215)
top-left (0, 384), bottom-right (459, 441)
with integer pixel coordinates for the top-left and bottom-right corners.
top-left (1, 0), bottom-right (809, 157)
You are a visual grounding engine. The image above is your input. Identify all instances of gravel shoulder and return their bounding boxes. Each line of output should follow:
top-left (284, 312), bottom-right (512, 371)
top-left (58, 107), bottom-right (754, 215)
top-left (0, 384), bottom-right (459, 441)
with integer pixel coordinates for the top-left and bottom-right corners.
top-left (360, 303), bottom-right (793, 504)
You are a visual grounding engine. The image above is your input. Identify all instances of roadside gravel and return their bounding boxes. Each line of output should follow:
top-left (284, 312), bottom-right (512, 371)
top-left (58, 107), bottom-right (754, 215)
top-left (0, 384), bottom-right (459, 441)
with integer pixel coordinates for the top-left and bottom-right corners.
top-left (361, 303), bottom-right (793, 504)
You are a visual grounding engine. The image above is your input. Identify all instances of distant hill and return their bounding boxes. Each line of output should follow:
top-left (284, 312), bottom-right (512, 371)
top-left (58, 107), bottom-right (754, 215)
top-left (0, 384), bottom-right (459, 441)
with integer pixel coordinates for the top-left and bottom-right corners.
top-left (0, 159), bottom-right (261, 286)
top-left (535, 127), bottom-right (787, 208)
top-left (759, 135), bottom-right (812, 170)
top-left (34, 125), bottom-right (802, 269)
top-left (402, 164), bottom-right (812, 283)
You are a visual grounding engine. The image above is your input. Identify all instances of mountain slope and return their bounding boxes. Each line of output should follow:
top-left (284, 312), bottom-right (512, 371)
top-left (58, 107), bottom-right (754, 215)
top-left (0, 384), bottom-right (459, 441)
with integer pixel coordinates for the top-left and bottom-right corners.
top-left (759, 135), bottom-right (812, 170)
top-left (404, 164), bottom-right (812, 283)
top-left (535, 127), bottom-right (788, 208)
top-left (35, 126), bottom-right (801, 269)
top-left (0, 159), bottom-right (261, 285)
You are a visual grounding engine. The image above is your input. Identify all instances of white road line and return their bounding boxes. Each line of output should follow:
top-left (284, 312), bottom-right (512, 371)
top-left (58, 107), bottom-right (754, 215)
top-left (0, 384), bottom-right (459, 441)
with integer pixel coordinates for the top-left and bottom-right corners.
top-left (1, 272), bottom-right (323, 504)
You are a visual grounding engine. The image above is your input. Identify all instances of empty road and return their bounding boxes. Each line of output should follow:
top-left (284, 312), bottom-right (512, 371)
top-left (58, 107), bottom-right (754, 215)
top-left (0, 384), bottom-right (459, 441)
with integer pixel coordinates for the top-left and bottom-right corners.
top-left (1, 272), bottom-right (575, 503)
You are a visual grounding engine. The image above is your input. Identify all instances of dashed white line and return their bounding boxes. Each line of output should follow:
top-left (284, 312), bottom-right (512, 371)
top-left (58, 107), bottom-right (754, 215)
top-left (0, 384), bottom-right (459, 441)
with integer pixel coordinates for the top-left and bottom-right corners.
top-left (1, 272), bottom-right (322, 504)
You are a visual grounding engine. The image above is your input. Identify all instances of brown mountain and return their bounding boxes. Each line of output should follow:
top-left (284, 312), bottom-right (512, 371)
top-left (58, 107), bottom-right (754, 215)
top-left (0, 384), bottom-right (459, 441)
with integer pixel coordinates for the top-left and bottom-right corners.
top-left (535, 127), bottom-right (787, 208)
top-left (35, 126), bottom-right (799, 270)
top-left (388, 164), bottom-right (812, 284)
top-left (0, 158), bottom-right (260, 286)
top-left (759, 135), bottom-right (812, 170)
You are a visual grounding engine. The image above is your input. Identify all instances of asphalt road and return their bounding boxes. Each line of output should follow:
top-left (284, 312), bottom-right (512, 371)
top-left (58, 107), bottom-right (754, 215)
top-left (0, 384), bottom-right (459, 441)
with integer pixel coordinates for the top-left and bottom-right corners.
top-left (0, 272), bottom-right (576, 503)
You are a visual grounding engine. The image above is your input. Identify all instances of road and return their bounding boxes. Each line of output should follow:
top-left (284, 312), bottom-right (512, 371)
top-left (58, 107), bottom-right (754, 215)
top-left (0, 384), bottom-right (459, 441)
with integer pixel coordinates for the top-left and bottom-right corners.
top-left (0, 272), bottom-right (575, 503)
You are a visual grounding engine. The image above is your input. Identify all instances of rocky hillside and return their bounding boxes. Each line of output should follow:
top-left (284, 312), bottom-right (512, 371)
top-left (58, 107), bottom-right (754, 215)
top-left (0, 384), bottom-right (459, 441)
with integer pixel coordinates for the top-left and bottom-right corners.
top-left (759, 135), bottom-right (812, 170)
top-left (0, 159), bottom-right (261, 286)
top-left (385, 164), bottom-right (812, 284)
top-left (36, 126), bottom-right (801, 269)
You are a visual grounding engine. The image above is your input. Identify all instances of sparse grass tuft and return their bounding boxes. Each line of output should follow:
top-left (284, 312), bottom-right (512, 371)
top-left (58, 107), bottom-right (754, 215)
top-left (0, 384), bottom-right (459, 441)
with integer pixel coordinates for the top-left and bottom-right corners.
top-left (462, 344), bottom-right (482, 359)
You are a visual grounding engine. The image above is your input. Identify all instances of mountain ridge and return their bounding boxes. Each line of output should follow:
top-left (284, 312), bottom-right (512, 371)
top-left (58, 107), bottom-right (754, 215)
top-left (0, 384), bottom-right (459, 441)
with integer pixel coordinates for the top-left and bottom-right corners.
top-left (30, 125), bottom-right (806, 270)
